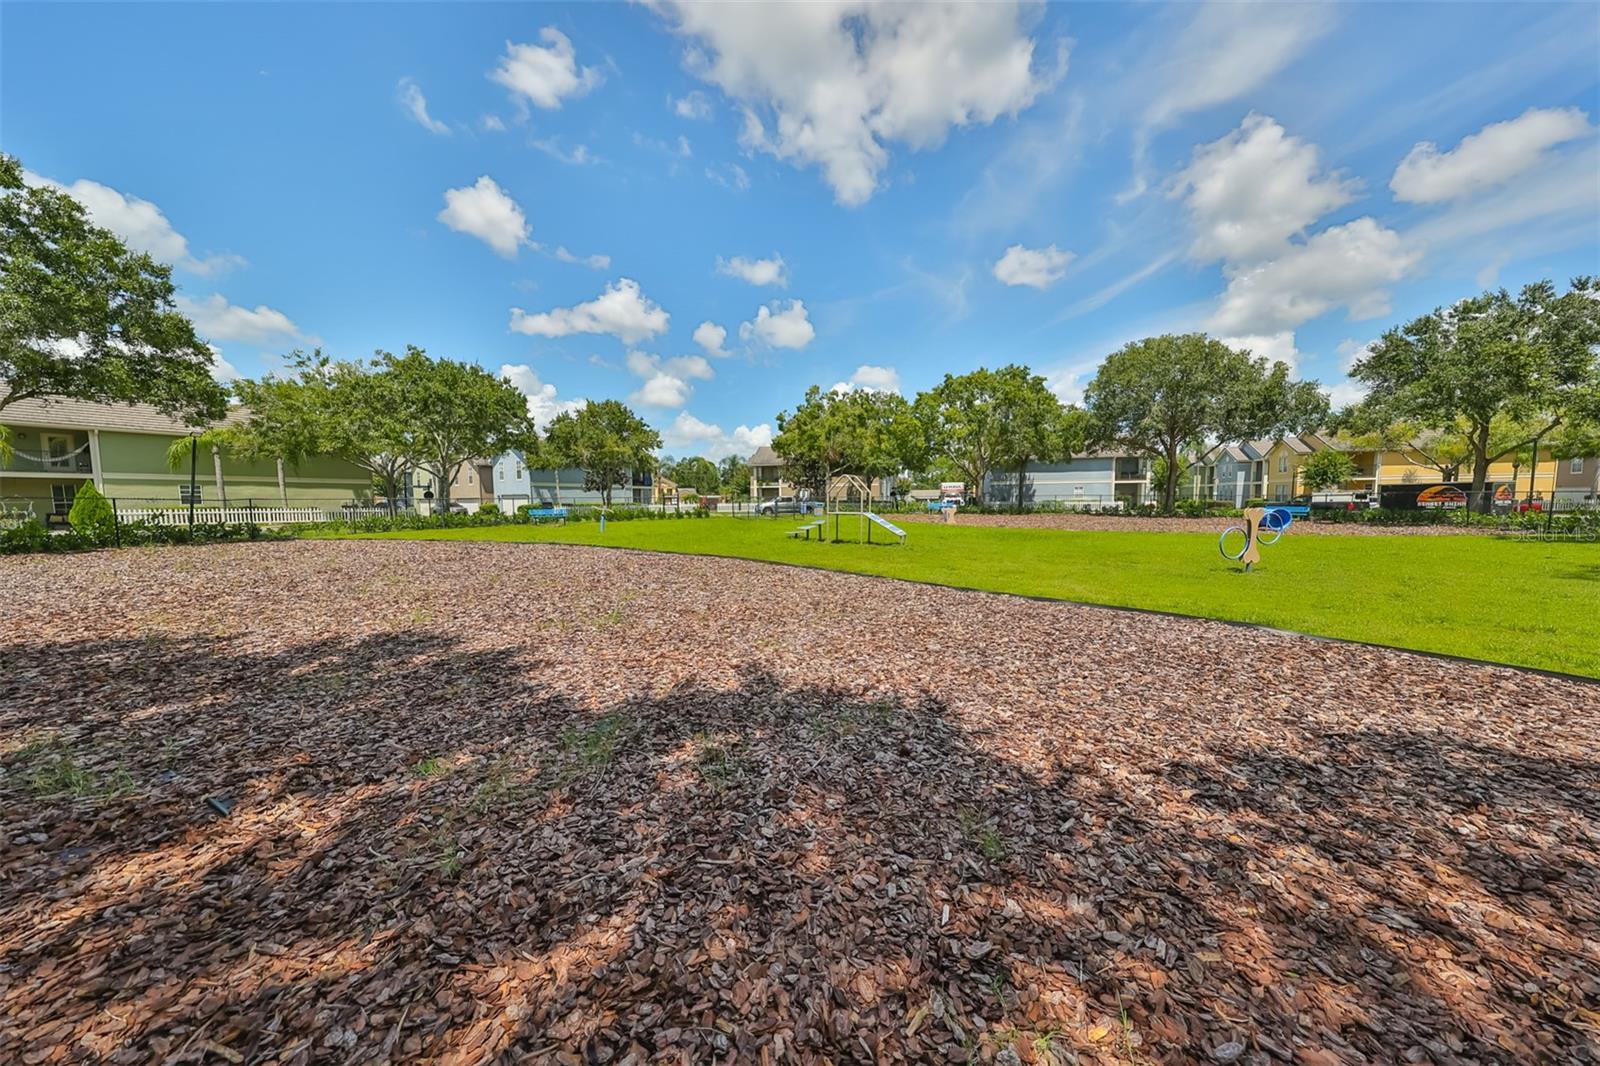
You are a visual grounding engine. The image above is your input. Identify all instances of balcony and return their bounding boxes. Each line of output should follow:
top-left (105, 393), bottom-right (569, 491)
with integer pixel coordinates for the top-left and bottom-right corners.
top-left (0, 430), bottom-right (94, 476)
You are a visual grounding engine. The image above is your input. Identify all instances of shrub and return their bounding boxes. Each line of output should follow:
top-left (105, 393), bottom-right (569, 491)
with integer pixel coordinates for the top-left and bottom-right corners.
top-left (478, 502), bottom-right (500, 515)
top-left (1244, 497), bottom-right (1266, 508)
top-left (67, 483), bottom-right (116, 544)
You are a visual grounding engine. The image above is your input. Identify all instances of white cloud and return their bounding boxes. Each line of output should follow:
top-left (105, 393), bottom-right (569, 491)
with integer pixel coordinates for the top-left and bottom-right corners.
top-left (490, 28), bottom-right (603, 111)
top-left (662, 411), bottom-right (773, 461)
top-left (500, 363), bottom-right (584, 428)
top-left (833, 364), bottom-right (901, 394)
top-left (397, 77), bottom-right (449, 135)
top-left (992, 243), bottom-right (1073, 288)
top-left (1217, 332), bottom-right (1301, 370)
top-left (177, 294), bottom-right (302, 345)
top-left (739, 299), bottom-right (814, 349)
top-left (1043, 359), bottom-right (1102, 407)
top-left (24, 171), bottom-right (242, 275)
top-left (693, 321), bottom-right (728, 356)
top-left (716, 254), bottom-right (787, 287)
top-left (552, 246), bottom-right (610, 269)
top-left (437, 175), bottom-right (530, 258)
top-left (510, 278), bottom-right (670, 344)
top-left (1406, 138), bottom-right (1600, 254)
top-left (671, 90), bottom-right (713, 120)
top-left (207, 346), bottom-right (240, 384)
top-left (481, 114), bottom-right (507, 132)
top-left (1172, 113), bottom-right (1358, 265)
top-left (531, 138), bottom-right (598, 165)
top-left (625, 351), bottom-right (714, 409)
top-left (1142, 4), bottom-right (1332, 133)
top-left (1325, 378), bottom-right (1369, 410)
top-left (1391, 106), bottom-right (1592, 204)
top-left (653, 1), bottom-right (1052, 205)
top-left (705, 163), bottom-right (751, 191)
top-left (1210, 218), bottom-right (1420, 336)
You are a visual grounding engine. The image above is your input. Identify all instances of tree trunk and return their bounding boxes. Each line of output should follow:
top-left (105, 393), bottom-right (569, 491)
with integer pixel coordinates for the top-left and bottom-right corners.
top-left (436, 464), bottom-right (451, 515)
top-left (1162, 444), bottom-right (1179, 513)
top-left (1015, 464), bottom-right (1025, 514)
top-left (212, 448), bottom-right (227, 507)
top-left (276, 457), bottom-right (288, 507)
top-left (1470, 423), bottom-right (1492, 514)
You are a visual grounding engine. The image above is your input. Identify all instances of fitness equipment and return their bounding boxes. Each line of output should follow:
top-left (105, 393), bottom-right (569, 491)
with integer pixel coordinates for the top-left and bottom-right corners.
top-left (1219, 506), bottom-right (1292, 572)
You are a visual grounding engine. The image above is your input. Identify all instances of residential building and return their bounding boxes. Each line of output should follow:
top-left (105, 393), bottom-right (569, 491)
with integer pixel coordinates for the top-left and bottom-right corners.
top-left (747, 446), bottom-right (792, 501)
top-left (983, 453), bottom-right (1151, 508)
top-left (0, 391), bottom-right (369, 520)
top-left (1554, 455), bottom-right (1599, 504)
top-left (490, 451), bottom-right (653, 508)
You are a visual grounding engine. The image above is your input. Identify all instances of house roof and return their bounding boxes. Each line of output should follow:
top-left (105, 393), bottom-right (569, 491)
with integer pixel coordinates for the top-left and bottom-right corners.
top-left (748, 445), bottom-right (781, 466)
top-left (0, 388), bottom-right (246, 435)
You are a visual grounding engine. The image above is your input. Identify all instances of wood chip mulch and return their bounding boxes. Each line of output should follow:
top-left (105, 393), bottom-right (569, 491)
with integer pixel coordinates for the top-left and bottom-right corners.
top-left (899, 513), bottom-right (1488, 536)
top-left (2, 540), bottom-right (1596, 1065)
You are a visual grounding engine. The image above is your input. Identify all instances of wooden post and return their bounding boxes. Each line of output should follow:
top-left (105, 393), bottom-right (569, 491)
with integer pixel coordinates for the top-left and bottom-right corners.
top-left (1240, 506), bottom-right (1265, 572)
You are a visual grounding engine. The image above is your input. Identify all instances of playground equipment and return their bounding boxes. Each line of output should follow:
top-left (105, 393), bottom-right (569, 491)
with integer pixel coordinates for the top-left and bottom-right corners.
top-left (784, 475), bottom-right (906, 544)
top-left (1219, 506), bottom-right (1291, 572)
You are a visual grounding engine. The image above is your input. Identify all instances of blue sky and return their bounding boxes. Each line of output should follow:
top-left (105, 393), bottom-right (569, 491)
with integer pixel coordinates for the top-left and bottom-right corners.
top-left (6, 1), bottom-right (1598, 459)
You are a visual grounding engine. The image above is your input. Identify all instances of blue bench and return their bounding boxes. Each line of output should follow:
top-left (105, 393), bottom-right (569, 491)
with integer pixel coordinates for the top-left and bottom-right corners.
top-left (524, 507), bottom-right (568, 523)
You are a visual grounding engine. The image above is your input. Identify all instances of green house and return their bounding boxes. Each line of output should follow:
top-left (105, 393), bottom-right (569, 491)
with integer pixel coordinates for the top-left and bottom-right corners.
top-left (1, 390), bottom-right (371, 523)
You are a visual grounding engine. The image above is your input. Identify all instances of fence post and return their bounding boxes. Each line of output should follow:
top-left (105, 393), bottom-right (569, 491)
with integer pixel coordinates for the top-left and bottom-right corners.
top-left (112, 498), bottom-right (121, 548)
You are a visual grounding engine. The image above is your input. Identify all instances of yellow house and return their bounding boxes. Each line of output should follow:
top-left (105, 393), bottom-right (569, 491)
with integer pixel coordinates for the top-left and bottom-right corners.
top-left (1264, 431), bottom-right (1562, 501)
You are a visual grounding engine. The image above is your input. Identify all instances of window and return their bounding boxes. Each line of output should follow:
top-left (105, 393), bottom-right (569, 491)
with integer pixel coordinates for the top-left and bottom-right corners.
top-left (1573, 458), bottom-right (1586, 474)
top-left (50, 483), bottom-right (76, 515)
top-left (516, 464), bottom-right (525, 478)
top-left (180, 484), bottom-right (202, 505)
top-left (1278, 453), bottom-right (1288, 472)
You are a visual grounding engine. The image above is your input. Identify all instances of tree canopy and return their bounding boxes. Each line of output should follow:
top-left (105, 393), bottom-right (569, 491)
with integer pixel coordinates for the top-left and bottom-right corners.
top-left (1083, 334), bottom-right (1328, 511)
top-left (915, 365), bottom-right (1083, 508)
top-left (0, 154), bottom-right (228, 457)
top-left (543, 399), bottom-right (660, 507)
top-left (662, 456), bottom-right (719, 497)
top-left (1299, 449), bottom-right (1357, 493)
top-left (381, 347), bottom-right (533, 511)
top-left (1347, 277), bottom-right (1600, 510)
top-left (772, 386), bottom-right (924, 497)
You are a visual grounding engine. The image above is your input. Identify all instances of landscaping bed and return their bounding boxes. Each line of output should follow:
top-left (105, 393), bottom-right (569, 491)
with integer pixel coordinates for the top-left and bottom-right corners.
top-left (2, 540), bottom-right (1596, 1064)
top-left (898, 512), bottom-right (1492, 535)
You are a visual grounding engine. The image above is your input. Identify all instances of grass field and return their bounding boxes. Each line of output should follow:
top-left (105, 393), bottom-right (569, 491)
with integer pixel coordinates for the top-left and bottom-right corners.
top-left (349, 517), bottom-right (1600, 677)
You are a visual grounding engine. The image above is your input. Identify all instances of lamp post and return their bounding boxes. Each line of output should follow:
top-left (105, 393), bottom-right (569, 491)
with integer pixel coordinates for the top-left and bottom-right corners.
top-left (187, 434), bottom-right (198, 530)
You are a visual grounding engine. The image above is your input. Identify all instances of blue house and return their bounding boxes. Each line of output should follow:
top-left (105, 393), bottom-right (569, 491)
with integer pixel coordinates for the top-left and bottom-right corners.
top-left (491, 451), bottom-right (653, 508)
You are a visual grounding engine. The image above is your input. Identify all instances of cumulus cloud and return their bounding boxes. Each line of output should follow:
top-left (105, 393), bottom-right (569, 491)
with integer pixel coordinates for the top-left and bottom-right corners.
top-left (490, 27), bottom-right (603, 111)
top-left (397, 77), bottom-right (449, 134)
top-left (1210, 218), bottom-right (1420, 336)
top-left (716, 254), bottom-right (787, 287)
top-left (671, 90), bottom-right (713, 120)
top-left (992, 243), bottom-right (1073, 288)
top-left (1172, 113), bottom-right (1358, 265)
top-left (693, 321), bottom-right (728, 357)
top-left (830, 364), bottom-right (902, 394)
top-left (437, 175), bottom-right (530, 258)
top-left (662, 411), bottom-right (773, 461)
top-left (177, 294), bottom-right (303, 345)
top-left (23, 171), bottom-right (243, 275)
top-left (1391, 106), bottom-right (1593, 204)
top-left (739, 299), bottom-right (814, 349)
top-left (499, 363), bottom-right (584, 428)
top-left (1216, 332), bottom-right (1302, 370)
top-left (652, 1), bottom-right (1053, 205)
top-left (625, 350), bottom-right (714, 409)
top-left (510, 278), bottom-right (670, 344)
top-left (207, 346), bottom-right (240, 384)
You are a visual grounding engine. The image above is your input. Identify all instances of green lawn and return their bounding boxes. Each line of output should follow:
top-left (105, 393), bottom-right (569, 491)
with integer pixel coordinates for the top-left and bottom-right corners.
top-left (347, 517), bottom-right (1600, 678)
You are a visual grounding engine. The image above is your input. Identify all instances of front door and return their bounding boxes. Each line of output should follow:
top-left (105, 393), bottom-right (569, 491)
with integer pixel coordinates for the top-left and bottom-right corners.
top-left (42, 433), bottom-right (72, 469)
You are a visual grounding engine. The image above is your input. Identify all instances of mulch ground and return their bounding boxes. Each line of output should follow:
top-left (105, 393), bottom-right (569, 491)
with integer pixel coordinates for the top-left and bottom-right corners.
top-left (898, 513), bottom-right (1488, 536)
top-left (2, 540), bottom-right (1597, 1066)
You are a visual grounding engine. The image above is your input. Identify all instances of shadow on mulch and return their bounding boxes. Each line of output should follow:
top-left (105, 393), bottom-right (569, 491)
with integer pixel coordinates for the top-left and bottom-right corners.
top-left (2, 630), bottom-right (1596, 1064)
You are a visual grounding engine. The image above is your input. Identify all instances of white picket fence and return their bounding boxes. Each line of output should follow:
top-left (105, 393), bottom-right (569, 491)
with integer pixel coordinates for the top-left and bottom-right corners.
top-left (115, 505), bottom-right (393, 526)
